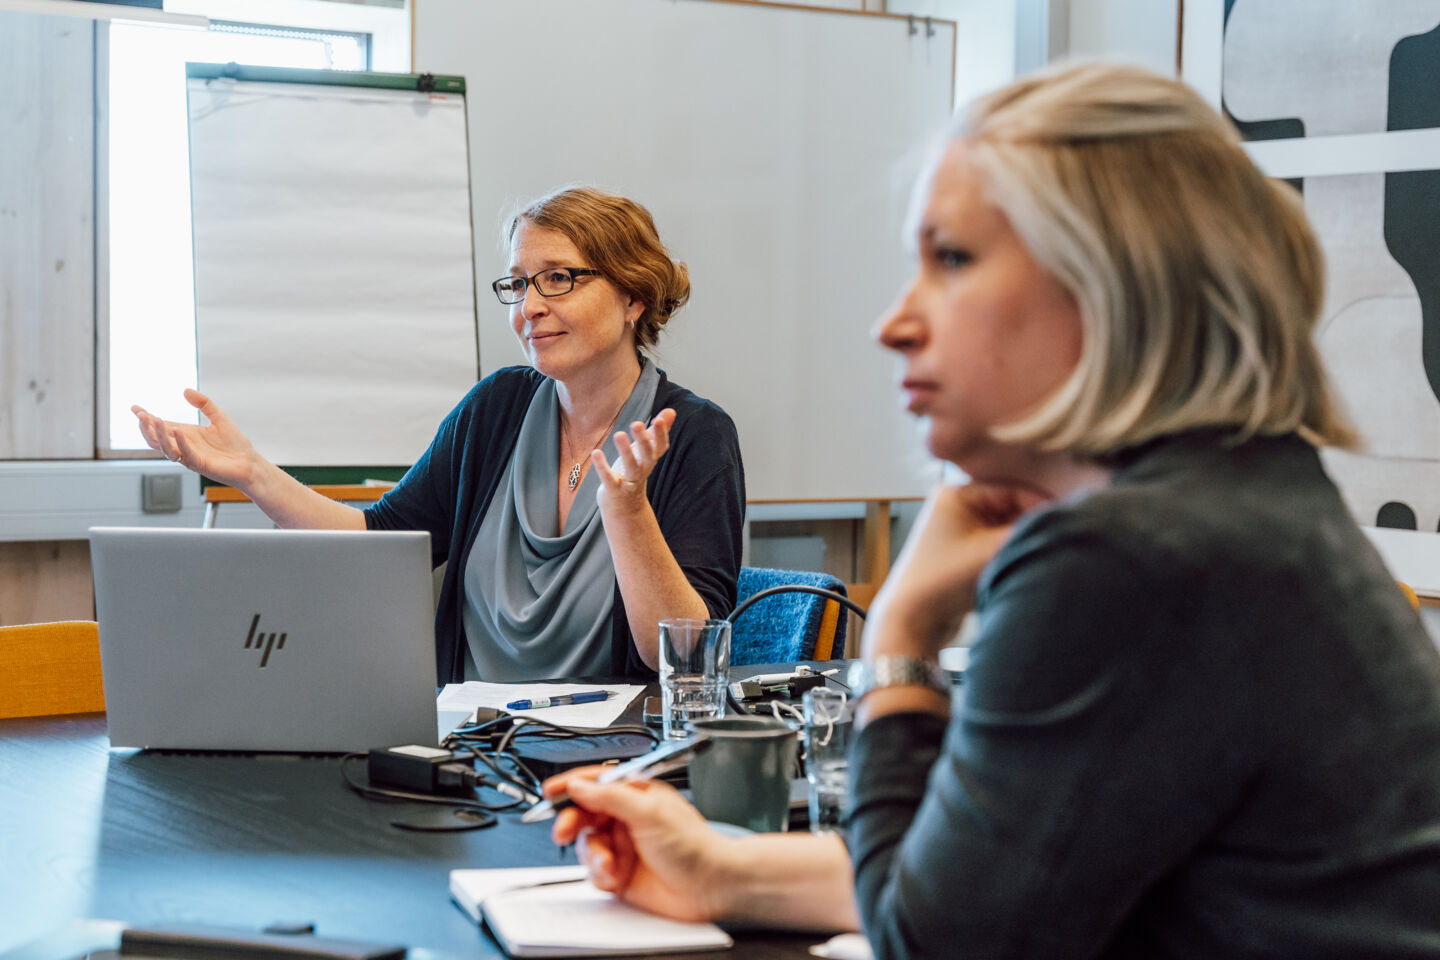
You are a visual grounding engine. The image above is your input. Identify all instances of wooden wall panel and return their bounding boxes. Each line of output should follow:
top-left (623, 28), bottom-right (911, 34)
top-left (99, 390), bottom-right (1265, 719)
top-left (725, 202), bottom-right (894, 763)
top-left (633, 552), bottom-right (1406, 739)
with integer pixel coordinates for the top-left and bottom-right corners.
top-left (0, 541), bottom-right (95, 626)
top-left (0, 13), bottom-right (95, 459)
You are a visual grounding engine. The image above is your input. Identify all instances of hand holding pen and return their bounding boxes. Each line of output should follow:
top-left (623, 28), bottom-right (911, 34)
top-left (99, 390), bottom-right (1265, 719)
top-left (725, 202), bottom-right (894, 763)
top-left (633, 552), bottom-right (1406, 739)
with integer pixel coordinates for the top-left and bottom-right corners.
top-left (539, 739), bottom-right (729, 922)
top-left (523, 735), bottom-right (711, 823)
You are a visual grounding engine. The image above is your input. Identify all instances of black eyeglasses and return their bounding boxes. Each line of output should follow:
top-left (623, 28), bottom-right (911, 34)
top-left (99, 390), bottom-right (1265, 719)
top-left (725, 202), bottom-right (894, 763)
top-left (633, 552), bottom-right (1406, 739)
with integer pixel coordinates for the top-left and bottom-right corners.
top-left (491, 267), bottom-right (601, 304)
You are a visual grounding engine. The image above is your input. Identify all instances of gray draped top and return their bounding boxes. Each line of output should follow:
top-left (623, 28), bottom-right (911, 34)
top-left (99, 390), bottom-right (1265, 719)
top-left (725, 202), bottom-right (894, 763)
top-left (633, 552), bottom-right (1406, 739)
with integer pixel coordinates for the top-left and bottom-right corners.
top-left (460, 360), bottom-right (661, 680)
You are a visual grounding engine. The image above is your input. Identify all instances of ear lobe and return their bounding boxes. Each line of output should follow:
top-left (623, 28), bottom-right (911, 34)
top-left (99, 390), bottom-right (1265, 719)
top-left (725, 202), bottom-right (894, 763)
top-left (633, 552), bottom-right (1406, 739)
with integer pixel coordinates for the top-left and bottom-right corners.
top-left (624, 295), bottom-right (645, 327)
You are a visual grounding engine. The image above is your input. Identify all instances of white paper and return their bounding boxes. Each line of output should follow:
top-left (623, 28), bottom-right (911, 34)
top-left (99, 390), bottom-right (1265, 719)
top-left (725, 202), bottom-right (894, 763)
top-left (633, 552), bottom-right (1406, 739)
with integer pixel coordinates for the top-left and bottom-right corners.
top-left (187, 79), bottom-right (478, 467)
top-left (809, 933), bottom-right (875, 960)
top-left (450, 866), bottom-right (731, 956)
top-left (437, 682), bottom-right (644, 729)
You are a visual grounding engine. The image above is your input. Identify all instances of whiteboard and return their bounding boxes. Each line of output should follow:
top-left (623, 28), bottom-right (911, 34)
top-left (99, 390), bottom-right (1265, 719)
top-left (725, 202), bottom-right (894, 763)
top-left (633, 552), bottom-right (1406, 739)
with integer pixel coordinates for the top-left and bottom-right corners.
top-left (186, 72), bottom-right (479, 467)
top-left (415, 0), bottom-right (955, 500)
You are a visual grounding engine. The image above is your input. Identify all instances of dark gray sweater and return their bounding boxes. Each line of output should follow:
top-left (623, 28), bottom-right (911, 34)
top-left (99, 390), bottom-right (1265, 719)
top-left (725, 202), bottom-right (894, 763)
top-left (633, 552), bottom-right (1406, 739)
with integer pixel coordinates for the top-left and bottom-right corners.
top-left (850, 430), bottom-right (1440, 959)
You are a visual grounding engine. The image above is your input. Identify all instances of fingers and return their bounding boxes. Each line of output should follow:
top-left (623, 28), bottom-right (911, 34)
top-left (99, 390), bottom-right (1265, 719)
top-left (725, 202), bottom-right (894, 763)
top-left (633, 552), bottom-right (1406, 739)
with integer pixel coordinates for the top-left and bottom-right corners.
top-left (184, 388), bottom-right (230, 427)
top-left (542, 764), bottom-right (611, 797)
top-left (589, 449), bottom-right (622, 488)
top-left (553, 806), bottom-right (589, 847)
top-left (131, 406), bottom-right (165, 454)
top-left (649, 407), bottom-right (676, 455)
top-left (623, 422), bottom-right (657, 464)
top-left (137, 409), bottom-right (185, 463)
top-left (607, 813), bottom-right (640, 889)
top-left (579, 826), bottom-right (624, 891)
top-left (547, 765), bottom-right (618, 847)
top-left (172, 430), bottom-right (200, 469)
top-left (609, 418), bottom-right (664, 479)
top-left (565, 776), bottom-right (663, 823)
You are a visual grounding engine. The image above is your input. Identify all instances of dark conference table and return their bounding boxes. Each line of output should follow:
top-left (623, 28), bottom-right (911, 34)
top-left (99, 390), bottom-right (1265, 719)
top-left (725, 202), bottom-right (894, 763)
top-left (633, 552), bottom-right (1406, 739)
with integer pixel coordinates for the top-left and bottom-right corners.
top-left (0, 686), bottom-right (834, 960)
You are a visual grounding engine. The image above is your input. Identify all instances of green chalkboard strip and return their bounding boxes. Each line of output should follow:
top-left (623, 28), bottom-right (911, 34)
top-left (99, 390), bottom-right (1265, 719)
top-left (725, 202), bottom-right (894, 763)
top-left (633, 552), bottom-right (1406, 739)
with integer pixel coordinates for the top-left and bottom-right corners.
top-left (185, 62), bottom-right (465, 94)
top-left (198, 466), bottom-right (408, 491)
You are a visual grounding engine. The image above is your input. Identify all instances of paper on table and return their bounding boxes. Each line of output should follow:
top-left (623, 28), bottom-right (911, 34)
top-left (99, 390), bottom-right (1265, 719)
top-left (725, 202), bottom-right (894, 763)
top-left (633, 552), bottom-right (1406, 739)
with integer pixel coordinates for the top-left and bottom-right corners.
top-left (437, 682), bottom-right (644, 729)
top-left (809, 933), bottom-right (875, 959)
top-left (450, 865), bottom-right (731, 957)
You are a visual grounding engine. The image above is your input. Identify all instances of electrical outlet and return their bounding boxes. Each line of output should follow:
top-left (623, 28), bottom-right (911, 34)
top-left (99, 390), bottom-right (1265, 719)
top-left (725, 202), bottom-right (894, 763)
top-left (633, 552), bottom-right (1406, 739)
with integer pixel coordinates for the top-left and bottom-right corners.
top-left (142, 473), bottom-right (183, 513)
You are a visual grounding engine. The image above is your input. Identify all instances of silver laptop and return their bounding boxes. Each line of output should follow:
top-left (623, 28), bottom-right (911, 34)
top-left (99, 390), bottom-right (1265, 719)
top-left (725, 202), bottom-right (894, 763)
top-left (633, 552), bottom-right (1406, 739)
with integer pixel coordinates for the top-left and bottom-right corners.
top-left (89, 527), bottom-right (439, 753)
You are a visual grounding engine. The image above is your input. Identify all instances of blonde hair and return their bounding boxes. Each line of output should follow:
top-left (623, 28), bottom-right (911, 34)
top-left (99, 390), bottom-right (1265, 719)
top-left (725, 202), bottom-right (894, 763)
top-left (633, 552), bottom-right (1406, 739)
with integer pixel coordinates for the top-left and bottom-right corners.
top-left (504, 186), bottom-right (690, 351)
top-left (956, 61), bottom-right (1356, 455)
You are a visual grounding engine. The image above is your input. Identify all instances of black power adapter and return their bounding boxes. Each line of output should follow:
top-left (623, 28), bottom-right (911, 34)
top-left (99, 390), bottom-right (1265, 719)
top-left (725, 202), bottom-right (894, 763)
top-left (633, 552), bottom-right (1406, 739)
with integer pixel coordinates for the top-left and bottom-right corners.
top-left (367, 744), bottom-right (538, 805)
top-left (368, 745), bottom-right (476, 794)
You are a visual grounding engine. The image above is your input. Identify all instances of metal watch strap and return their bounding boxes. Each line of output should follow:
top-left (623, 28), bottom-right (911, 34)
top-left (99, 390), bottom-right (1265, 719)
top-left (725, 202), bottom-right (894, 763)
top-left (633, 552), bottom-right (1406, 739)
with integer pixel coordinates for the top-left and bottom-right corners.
top-left (848, 655), bottom-right (949, 700)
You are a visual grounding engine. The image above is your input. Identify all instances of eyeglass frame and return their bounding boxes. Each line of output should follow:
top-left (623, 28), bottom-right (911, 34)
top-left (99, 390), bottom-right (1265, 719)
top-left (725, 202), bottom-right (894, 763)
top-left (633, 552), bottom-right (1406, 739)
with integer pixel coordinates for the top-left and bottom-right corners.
top-left (491, 267), bottom-right (602, 304)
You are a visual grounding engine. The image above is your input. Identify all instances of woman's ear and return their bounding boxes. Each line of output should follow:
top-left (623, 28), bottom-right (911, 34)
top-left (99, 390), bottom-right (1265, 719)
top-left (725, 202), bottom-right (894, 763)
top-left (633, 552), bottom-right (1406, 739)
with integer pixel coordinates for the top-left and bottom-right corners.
top-left (624, 294), bottom-right (645, 327)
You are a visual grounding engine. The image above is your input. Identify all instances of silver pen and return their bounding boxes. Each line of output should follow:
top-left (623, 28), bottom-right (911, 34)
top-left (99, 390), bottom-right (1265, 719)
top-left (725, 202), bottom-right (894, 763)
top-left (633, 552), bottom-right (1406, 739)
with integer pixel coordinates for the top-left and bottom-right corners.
top-left (521, 735), bottom-right (711, 823)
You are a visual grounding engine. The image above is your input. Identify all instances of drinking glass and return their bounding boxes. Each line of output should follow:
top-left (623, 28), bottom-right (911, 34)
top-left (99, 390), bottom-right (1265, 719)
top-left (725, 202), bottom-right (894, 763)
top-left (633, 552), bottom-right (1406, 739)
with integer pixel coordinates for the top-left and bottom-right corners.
top-left (657, 618), bottom-right (730, 740)
top-left (802, 686), bottom-right (851, 834)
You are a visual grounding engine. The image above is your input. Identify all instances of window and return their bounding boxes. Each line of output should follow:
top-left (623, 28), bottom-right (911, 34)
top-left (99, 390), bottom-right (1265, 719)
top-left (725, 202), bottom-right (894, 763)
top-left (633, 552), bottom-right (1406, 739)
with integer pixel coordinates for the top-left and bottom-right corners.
top-left (102, 1), bottom-right (408, 453)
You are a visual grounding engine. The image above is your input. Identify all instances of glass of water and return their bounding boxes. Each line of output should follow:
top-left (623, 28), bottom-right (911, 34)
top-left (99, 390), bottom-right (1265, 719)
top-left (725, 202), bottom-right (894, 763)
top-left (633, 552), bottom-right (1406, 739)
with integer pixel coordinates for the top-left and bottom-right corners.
top-left (802, 686), bottom-right (851, 834)
top-left (657, 618), bottom-right (731, 740)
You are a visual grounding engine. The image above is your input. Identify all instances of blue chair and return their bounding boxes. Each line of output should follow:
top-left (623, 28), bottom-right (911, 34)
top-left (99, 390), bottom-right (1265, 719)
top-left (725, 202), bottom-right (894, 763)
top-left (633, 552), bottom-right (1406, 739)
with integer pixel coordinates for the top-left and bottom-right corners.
top-left (728, 567), bottom-right (858, 666)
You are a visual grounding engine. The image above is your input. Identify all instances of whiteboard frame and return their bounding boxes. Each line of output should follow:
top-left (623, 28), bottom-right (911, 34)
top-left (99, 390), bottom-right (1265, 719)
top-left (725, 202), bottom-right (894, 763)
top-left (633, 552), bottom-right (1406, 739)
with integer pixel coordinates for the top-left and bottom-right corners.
top-left (185, 64), bottom-right (481, 471)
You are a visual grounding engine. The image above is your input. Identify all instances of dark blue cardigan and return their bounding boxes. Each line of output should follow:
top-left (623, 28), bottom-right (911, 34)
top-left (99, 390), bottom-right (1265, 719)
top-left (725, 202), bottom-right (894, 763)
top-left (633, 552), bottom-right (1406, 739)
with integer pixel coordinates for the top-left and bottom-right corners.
top-left (365, 366), bottom-right (745, 683)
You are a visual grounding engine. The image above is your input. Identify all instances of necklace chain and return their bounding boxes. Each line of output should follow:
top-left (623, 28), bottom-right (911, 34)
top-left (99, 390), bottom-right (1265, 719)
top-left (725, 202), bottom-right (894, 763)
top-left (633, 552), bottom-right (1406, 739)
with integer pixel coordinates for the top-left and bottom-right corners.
top-left (561, 393), bottom-right (631, 493)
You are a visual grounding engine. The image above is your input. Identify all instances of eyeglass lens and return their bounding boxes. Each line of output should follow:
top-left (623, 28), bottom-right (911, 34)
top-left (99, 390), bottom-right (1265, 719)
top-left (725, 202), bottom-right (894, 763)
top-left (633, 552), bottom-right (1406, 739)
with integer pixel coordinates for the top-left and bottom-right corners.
top-left (492, 268), bottom-right (582, 304)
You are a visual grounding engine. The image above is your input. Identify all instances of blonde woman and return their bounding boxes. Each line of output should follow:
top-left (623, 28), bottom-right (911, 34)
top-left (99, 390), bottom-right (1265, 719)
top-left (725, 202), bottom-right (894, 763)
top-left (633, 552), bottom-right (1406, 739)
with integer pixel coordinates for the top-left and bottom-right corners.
top-left (546, 64), bottom-right (1440, 957)
top-left (134, 187), bottom-right (744, 683)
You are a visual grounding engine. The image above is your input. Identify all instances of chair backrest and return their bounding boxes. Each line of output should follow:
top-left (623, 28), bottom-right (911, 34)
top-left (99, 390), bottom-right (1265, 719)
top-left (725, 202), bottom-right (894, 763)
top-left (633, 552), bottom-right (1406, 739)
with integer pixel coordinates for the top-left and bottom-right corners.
top-left (1398, 580), bottom-right (1422, 611)
top-left (0, 620), bottom-right (106, 719)
top-left (730, 567), bottom-right (849, 666)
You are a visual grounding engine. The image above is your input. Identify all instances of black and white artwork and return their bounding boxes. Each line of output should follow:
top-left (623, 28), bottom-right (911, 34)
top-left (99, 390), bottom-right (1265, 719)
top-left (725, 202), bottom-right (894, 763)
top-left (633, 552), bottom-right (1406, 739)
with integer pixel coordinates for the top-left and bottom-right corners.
top-left (1218, 0), bottom-right (1440, 530)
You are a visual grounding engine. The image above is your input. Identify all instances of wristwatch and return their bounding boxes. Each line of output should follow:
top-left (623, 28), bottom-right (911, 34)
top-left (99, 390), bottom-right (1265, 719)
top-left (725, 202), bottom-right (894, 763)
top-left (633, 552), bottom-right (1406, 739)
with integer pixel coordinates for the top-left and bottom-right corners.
top-left (847, 655), bottom-right (950, 701)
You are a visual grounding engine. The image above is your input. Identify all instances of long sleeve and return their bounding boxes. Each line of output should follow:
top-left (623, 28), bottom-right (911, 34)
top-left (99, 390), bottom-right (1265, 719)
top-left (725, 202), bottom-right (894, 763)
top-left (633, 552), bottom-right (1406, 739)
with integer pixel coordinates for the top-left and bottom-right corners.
top-left (611, 384), bottom-right (745, 676)
top-left (846, 522), bottom-right (1239, 960)
top-left (845, 433), bottom-right (1440, 960)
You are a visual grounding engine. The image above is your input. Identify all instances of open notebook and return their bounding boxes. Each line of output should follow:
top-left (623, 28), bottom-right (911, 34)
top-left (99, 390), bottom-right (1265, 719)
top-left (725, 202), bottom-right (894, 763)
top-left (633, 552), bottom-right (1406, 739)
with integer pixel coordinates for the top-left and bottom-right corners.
top-left (449, 866), bottom-right (731, 958)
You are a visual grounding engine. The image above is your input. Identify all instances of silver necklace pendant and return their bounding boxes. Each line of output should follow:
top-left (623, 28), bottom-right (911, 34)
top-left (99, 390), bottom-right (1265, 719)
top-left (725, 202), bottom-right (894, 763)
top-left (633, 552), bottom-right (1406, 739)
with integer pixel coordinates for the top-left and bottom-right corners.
top-left (567, 462), bottom-right (582, 491)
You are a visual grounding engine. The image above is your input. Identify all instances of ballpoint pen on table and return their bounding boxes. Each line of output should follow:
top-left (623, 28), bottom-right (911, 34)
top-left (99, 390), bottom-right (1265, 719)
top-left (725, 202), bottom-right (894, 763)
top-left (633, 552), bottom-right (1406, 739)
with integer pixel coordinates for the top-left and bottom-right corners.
top-left (505, 689), bottom-right (612, 711)
top-left (521, 735), bottom-right (712, 823)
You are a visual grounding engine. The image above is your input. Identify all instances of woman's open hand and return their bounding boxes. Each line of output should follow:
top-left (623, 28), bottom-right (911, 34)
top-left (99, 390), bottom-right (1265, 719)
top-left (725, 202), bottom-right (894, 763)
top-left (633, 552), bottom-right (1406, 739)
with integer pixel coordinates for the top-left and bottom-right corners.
top-left (547, 765), bottom-right (729, 923)
top-left (592, 407), bottom-right (677, 516)
top-left (864, 482), bottom-right (1050, 660)
top-left (131, 389), bottom-right (260, 489)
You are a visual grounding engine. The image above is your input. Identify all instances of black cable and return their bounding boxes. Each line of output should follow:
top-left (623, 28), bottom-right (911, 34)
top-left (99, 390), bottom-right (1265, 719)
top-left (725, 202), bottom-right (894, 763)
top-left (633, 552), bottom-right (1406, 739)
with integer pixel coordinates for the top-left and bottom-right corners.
top-left (345, 713), bottom-right (664, 830)
top-left (496, 718), bottom-right (659, 791)
top-left (338, 753), bottom-right (516, 812)
top-left (727, 584), bottom-right (868, 626)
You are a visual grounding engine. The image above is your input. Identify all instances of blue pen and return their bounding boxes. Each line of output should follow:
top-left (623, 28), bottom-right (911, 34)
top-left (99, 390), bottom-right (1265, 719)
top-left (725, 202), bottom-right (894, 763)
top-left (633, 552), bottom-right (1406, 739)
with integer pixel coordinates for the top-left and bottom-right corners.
top-left (505, 689), bottom-right (611, 710)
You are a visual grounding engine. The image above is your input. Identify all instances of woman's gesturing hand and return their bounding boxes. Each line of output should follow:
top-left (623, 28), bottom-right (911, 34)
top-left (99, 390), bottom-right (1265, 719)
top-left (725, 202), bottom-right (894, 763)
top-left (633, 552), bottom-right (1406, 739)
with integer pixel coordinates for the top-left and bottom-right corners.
top-left (131, 389), bottom-right (260, 489)
top-left (592, 407), bottom-right (678, 515)
top-left (864, 483), bottom-right (1050, 660)
top-left (547, 765), bottom-right (729, 924)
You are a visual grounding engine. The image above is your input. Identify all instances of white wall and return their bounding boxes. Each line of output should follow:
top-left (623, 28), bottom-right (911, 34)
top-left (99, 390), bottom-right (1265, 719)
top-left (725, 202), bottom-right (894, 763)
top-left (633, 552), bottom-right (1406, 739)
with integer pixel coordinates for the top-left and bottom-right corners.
top-left (888, 0), bottom-right (1018, 108)
top-left (889, 0), bottom-right (1182, 115)
top-left (1061, 0), bottom-right (1179, 75)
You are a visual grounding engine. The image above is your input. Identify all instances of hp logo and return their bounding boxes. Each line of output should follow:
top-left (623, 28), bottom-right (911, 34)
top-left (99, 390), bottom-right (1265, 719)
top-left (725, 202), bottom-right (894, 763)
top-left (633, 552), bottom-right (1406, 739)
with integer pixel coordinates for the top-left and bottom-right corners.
top-left (243, 613), bottom-right (288, 668)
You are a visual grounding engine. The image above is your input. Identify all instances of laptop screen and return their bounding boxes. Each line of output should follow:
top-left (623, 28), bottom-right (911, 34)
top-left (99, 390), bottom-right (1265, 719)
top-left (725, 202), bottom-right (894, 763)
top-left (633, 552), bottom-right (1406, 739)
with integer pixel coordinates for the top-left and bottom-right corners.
top-left (90, 527), bottom-right (438, 753)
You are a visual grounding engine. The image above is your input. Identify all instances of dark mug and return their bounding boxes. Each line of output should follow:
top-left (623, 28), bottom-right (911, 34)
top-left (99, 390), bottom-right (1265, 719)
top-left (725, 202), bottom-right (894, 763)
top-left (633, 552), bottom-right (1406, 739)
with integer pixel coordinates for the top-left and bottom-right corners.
top-left (688, 716), bottom-right (798, 833)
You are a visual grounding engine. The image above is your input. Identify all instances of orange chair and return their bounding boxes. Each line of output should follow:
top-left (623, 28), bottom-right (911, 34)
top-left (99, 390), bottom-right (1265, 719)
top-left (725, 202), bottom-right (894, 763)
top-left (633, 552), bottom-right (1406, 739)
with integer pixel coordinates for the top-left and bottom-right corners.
top-left (202, 483), bottom-right (390, 527)
top-left (0, 620), bottom-right (106, 719)
top-left (1398, 581), bottom-right (1422, 612)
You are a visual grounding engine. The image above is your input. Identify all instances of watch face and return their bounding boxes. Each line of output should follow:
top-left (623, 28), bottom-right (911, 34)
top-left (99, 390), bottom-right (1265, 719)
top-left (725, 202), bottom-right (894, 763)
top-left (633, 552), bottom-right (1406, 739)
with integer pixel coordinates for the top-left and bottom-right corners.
top-left (845, 660), bottom-right (868, 694)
